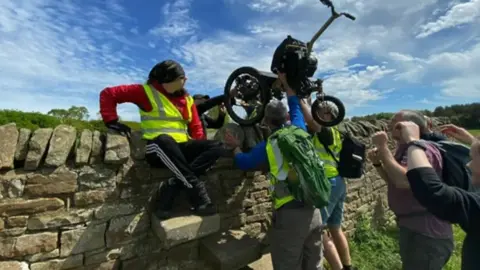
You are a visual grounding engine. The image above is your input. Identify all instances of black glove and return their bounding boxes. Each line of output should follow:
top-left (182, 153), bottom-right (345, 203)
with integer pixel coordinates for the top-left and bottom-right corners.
top-left (105, 120), bottom-right (131, 139)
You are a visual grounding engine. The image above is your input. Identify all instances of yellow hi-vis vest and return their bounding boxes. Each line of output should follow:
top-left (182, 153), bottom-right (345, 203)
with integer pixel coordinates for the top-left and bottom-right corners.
top-left (266, 137), bottom-right (296, 210)
top-left (313, 127), bottom-right (343, 178)
top-left (139, 84), bottom-right (194, 143)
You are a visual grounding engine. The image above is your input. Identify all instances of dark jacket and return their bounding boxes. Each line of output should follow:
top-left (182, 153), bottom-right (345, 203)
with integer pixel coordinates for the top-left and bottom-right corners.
top-left (407, 167), bottom-right (480, 270)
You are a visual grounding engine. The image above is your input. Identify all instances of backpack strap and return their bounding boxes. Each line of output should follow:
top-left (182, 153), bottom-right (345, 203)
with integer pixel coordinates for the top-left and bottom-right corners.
top-left (319, 136), bottom-right (340, 164)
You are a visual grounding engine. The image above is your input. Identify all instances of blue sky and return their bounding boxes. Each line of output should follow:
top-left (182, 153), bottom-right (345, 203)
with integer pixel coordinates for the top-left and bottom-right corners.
top-left (0, 0), bottom-right (479, 121)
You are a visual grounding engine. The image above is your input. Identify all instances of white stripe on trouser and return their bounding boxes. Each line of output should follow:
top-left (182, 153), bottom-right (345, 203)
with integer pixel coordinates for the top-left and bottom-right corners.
top-left (145, 144), bottom-right (193, 188)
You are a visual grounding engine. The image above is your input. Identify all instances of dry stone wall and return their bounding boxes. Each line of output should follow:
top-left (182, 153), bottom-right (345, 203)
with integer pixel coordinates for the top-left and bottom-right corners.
top-left (0, 117), bottom-right (448, 270)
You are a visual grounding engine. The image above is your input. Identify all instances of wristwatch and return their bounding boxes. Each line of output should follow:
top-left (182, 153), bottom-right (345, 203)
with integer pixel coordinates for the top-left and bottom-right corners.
top-left (406, 140), bottom-right (428, 151)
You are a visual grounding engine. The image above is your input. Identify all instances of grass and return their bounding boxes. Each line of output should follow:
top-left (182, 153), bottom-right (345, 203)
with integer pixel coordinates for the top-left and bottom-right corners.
top-left (469, 129), bottom-right (480, 136)
top-left (331, 216), bottom-right (465, 270)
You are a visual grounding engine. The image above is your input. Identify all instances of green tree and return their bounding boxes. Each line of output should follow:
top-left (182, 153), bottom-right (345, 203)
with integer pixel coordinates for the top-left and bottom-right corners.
top-left (48, 106), bottom-right (90, 122)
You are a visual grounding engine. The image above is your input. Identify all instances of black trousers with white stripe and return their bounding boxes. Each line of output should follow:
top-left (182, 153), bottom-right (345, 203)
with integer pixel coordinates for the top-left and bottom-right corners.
top-left (145, 134), bottom-right (224, 208)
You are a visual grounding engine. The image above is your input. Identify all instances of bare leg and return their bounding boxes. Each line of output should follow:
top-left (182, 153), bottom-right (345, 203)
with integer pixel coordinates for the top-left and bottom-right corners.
top-left (329, 227), bottom-right (352, 267)
top-left (322, 231), bottom-right (343, 270)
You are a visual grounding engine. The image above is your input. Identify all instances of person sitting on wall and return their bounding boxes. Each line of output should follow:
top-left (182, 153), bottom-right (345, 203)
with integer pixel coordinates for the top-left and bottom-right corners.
top-left (223, 73), bottom-right (325, 270)
top-left (99, 60), bottom-right (224, 220)
top-left (299, 98), bottom-right (357, 270)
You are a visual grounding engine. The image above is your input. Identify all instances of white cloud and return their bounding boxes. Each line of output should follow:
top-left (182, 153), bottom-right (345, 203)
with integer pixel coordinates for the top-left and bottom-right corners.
top-left (390, 42), bottom-right (480, 98)
top-left (149, 0), bottom-right (198, 38)
top-left (0, 0), bottom-right (147, 120)
top-left (322, 65), bottom-right (396, 109)
top-left (416, 0), bottom-right (480, 38)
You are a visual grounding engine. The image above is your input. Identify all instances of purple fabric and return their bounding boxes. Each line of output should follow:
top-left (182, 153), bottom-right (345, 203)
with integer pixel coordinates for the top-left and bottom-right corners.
top-left (387, 141), bottom-right (453, 239)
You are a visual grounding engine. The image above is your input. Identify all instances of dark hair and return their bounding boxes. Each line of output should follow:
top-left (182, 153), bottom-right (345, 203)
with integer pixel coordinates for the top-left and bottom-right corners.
top-left (148, 60), bottom-right (185, 84)
top-left (400, 110), bottom-right (428, 134)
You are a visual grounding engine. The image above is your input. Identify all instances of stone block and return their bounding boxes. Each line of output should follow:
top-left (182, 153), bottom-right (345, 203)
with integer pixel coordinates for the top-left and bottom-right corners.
top-left (85, 248), bottom-right (121, 266)
top-left (151, 213), bottom-right (220, 248)
top-left (85, 260), bottom-right (121, 270)
top-left (74, 189), bottom-right (116, 207)
top-left (117, 237), bottom-right (163, 261)
top-left (75, 129), bottom-right (93, 166)
top-left (0, 261), bottom-right (29, 270)
top-left (24, 128), bottom-right (53, 170)
top-left (130, 131), bottom-right (146, 160)
top-left (122, 256), bottom-right (165, 270)
top-left (89, 131), bottom-right (104, 164)
top-left (15, 128), bottom-right (32, 161)
top-left (0, 198), bottom-right (64, 217)
top-left (247, 253), bottom-right (273, 270)
top-left (60, 223), bottom-right (107, 256)
top-left (77, 166), bottom-right (116, 191)
top-left (200, 230), bottom-right (262, 270)
top-left (30, 254), bottom-right (83, 270)
top-left (106, 212), bottom-right (150, 248)
top-left (6, 216), bottom-right (28, 228)
top-left (24, 169), bottom-right (77, 197)
top-left (0, 232), bottom-right (58, 258)
top-left (0, 227), bottom-right (26, 237)
top-left (45, 125), bottom-right (77, 167)
top-left (27, 209), bottom-right (93, 230)
top-left (25, 249), bottom-right (60, 262)
top-left (0, 178), bottom-right (25, 198)
top-left (94, 202), bottom-right (143, 221)
top-left (0, 123), bottom-right (19, 170)
top-left (104, 133), bottom-right (130, 164)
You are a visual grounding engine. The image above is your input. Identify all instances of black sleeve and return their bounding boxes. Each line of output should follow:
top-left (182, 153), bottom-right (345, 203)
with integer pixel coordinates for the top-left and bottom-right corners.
top-left (407, 167), bottom-right (480, 231)
top-left (196, 95), bottom-right (225, 115)
top-left (204, 113), bottom-right (225, 129)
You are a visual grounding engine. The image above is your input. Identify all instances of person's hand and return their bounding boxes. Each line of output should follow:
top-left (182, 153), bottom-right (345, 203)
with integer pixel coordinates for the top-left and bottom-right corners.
top-left (219, 103), bottom-right (226, 114)
top-left (394, 121), bottom-right (420, 143)
top-left (277, 72), bottom-right (295, 95)
top-left (105, 120), bottom-right (131, 139)
top-left (367, 148), bottom-right (381, 164)
top-left (224, 129), bottom-right (241, 149)
top-left (371, 131), bottom-right (389, 149)
top-left (439, 124), bottom-right (475, 145)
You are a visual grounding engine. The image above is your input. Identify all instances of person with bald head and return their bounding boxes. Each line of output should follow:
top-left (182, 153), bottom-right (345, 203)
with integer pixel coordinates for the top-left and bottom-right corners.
top-left (368, 110), bottom-right (454, 270)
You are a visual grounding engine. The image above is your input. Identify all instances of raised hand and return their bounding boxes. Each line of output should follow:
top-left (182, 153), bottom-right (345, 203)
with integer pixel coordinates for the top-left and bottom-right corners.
top-left (439, 124), bottom-right (475, 145)
top-left (371, 131), bottom-right (389, 149)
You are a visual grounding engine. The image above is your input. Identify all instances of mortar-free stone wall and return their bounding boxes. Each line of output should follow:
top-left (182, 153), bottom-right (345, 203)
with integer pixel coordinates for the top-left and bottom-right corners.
top-left (0, 117), bottom-right (449, 270)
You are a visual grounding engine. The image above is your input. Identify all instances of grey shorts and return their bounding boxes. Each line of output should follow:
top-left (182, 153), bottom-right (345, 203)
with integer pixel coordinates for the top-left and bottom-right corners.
top-left (399, 227), bottom-right (454, 270)
top-left (270, 205), bottom-right (324, 270)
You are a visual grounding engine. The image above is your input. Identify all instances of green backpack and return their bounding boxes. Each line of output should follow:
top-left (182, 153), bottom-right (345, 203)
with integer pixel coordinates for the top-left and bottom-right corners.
top-left (270, 125), bottom-right (331, 208)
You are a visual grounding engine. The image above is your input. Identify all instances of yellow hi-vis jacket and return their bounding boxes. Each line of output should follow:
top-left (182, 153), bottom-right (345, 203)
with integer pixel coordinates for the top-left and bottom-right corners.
top-left (266, 137), bottom-right (297, 210)
top-left (139, 84), bottom-right (194, 143)
top-left (312, 127), bottom-right (342, 178)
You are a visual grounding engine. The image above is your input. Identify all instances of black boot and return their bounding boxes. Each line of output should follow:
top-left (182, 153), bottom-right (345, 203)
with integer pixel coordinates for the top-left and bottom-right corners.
top-left (186, 179), bottom-right (217, 216)
top-left (154, 178), bottom-right (180, 220)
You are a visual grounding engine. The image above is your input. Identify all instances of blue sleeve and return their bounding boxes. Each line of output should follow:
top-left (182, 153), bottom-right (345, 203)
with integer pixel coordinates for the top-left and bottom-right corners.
top-left (233, 141), bottom-right (268, 171)
top-left (287, 95), bottom-right (306, 131)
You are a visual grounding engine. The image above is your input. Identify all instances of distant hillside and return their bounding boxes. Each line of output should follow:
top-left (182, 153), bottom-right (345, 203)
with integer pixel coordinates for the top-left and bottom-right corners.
top-left (351, 102), bottom-right (480, 129)
top-left (0, 110), bottom-right (140, 132)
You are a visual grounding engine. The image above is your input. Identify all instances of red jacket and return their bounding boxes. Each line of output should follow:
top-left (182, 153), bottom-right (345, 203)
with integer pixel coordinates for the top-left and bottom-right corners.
top-left (99, 81), bottom-right (205, 140)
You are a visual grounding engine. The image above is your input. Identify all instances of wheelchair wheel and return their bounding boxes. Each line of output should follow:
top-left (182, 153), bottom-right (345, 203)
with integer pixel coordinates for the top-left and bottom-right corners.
top-left (311, 95), bottom-right (346, 127)
top-left (223, 67), bottom-right (268, 126)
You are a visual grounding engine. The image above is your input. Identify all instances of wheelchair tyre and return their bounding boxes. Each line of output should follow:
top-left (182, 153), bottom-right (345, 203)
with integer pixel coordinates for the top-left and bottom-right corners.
top-left (311, 95), bottom-right (346, 127)
top-left (223, 67), bottom-right (267, 126)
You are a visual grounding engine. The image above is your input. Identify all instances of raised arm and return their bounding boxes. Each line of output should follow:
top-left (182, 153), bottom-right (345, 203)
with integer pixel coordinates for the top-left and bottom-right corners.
top-left (406, 147), bottom-right (480, 231)
top-left (299, 98), bottom-right (322, 132)
top-left (99, 84), bottom-right (148, 123)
